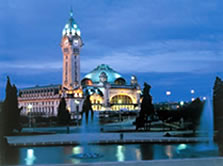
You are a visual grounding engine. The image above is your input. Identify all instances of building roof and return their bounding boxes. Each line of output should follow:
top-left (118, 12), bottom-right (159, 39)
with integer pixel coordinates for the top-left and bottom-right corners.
top-left (62, 9), bottom-right (81, 37)
top-left (20, 84), bottom-right (61, 91)
top-left (83, 64), bottom-right (123, 83)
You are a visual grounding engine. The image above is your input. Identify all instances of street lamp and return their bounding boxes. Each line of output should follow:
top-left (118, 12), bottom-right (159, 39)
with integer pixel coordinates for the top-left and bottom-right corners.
top-left (180, 101), bottom-right (184, 106)
top-left (166, 91), bottom-right (171, 109)
top-left (191, 89), bottom-right (195, 101)
top-left (27, 104), bottom-right (32, 128)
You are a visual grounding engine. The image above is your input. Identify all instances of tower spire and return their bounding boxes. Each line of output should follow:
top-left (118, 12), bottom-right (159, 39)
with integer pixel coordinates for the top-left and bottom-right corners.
top-left (70, 7), bottom-right (73, 17)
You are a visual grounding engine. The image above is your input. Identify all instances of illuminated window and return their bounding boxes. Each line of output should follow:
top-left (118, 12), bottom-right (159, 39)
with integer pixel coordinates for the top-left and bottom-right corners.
top-left (111, 95), bottom-right (134, 111)
top-left (111, 95), bottom-right (132, 104)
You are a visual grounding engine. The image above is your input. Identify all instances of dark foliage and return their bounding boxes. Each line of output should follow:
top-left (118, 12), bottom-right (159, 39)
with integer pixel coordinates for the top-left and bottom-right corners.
top-left (0, 77), bottom-right (22, 137)
top-left (156, 98), bottom-right (204, 131)
top-left (82, 94), bottom-right (93, 124)
top-left (57, 97), bottom-right (70, 125)
top-left (213, 76), bottom-right (223, 134)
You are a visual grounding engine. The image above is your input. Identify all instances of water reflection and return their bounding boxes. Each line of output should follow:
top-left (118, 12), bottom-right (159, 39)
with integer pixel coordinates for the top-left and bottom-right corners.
top-left (177, 144), bottom-right (187, 151)
top-left (71, 146), bottom-right (83, 164)
top-left (165, 145), bottom-right (174, 159)
top-left (72, 146), bottom-right (83, 154)
top-left (116, 145), bottom-right (125, 162)
top-left (25, 149), bottom-right (36, 165)
top-left (140, 144), bottom-right (153, 160)
top-left (135, 149), bottom-right (142, 160)
top-left (1, 143), bottom-right (223, 165)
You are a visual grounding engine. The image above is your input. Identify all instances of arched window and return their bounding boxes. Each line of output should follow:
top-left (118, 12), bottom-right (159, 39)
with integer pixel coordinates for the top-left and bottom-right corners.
top-left (111, 95), bottom-right (132, 104)
top-left (114, 78), bottom-right (126, 85)
top-left (110, 95), bottom-right (134, 111)
top-left (81, 78), bottom-right (93, 85)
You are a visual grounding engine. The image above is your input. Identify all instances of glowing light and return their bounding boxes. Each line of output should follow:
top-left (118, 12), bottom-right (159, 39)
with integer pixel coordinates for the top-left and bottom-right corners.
top-left (72, 29), bottom-right (76, 35)
top-left (62, 30), bottom-right (66, 36)
top-left (116, 145), bottom-right (125, 162)
top-left (74, 100), bottom-right (80, 104)
top-left (166, 91), bottom-right (171, 96)
top-left (77, 30), bottom-right (81, 36)
top-left (137, 90), bottom-right (141, 94)
top-left (71, 147), bottom-right (82, 164)
top-left (73, 24), bottom-right (77, 29)
top-left (180, 101), bottom-right (184, 106)
top-left (27, 104), bottom-right (32, 110)
top-left (191, 98), bottom-right (195, 101)
top-left (191, 89), bottom-right (195, 94)
top-left (65, 24), bottom-right (69, 28)
top-left (25, 149), bottom-right (36, 165)
top-left (203, 97), bottom-right (207, 100)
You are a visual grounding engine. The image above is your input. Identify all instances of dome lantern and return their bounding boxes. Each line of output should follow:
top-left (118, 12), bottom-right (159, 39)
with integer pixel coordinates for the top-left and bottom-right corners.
top-left (62, 9), bottom-right (81, 37)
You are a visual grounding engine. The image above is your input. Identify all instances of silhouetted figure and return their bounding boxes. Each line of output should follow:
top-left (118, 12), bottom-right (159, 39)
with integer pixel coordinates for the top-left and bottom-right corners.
top-left (82, 95), bottom-right (93, 124)
top-left (140, 83), bottom-right (154, 118)
top-left (135, 82), bottom-right (154, 130)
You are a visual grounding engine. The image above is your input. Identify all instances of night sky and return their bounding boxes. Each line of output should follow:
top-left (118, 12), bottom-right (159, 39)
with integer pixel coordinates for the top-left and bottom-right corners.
top-left (1, 0), bottom-right (223, 102)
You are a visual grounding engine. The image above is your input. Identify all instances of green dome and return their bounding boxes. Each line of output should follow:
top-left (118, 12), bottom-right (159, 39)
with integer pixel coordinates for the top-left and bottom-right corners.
top-left (83, 64), bottom-right (123, 83)
top-left (62, 10), bottom-right (81, 37)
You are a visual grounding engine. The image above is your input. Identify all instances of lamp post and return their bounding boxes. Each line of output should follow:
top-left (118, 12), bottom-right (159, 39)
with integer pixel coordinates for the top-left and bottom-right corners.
top-left (27, 104), bottom-right (32, 128)
top-left (166, 91), bottom-right (171, 110)
top-left (191, 89), bottom-right (195, 101)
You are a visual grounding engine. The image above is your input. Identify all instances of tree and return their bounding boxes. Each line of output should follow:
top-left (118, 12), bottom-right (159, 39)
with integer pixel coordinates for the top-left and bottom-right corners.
top-left (57, 97), bottom-right (70, 126)
top-left (1, 76), bottom-right (22, 136)
top-left (82, 94), bottom-right (93, 124)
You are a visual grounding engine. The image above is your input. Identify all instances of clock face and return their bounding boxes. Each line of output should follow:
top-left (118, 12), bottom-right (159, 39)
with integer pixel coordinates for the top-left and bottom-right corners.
top-left (64, 39), bottom-right (69, 46)
top-left (73, 40), bottom-right (79, 46)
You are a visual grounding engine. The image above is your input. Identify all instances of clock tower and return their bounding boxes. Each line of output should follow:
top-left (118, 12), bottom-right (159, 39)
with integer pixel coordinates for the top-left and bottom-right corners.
top-left (61, 10), bottom-right (83, 90)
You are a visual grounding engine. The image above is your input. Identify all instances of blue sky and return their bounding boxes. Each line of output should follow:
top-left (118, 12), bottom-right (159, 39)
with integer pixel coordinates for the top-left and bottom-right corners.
top-left (1, 0), bottom-right (223, 102)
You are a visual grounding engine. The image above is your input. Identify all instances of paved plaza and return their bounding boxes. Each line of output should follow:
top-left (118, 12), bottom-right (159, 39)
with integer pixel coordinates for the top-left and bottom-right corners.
top-left (6, 132), bottom-right (209, 147)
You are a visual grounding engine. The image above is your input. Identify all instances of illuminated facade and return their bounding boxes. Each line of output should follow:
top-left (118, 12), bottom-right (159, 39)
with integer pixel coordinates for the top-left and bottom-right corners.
top-left (18, 10), bottom-right (141, 117)
top-left (82, 64), bottom-right (141, 111)
top-left (19, 10), bottom-right (84, 118)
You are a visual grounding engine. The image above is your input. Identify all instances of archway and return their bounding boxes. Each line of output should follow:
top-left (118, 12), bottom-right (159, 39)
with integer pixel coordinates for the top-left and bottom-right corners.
top-left (110, 95), bottom-right (134, 111)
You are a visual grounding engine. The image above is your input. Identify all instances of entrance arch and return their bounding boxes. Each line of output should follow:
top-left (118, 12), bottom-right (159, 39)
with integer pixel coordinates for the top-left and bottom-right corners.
top-left (110, 95), bottom-right (134, 111)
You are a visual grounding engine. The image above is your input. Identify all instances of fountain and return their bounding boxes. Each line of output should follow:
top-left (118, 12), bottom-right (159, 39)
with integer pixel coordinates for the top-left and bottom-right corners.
top-left (199, 97), bottom-right (214, 144)
top-left (177, 97), bottom-right (218, 156)
top-left (70, 111), bottom-right (103, 159)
